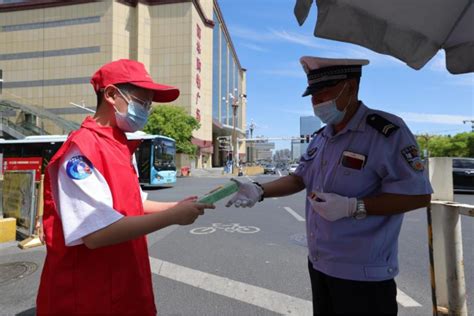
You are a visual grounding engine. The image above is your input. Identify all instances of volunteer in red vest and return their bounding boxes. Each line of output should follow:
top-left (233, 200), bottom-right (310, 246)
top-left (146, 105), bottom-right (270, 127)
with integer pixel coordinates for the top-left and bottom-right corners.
top-left (36, 59), bottom-right (215, 315)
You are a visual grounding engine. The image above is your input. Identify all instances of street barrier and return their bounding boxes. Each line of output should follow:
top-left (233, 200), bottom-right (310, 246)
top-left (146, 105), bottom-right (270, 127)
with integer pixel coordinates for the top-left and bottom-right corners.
top-left (180, 166), bottom-right (190, 177)
top-left (428, 157), bottom-right (472, 316)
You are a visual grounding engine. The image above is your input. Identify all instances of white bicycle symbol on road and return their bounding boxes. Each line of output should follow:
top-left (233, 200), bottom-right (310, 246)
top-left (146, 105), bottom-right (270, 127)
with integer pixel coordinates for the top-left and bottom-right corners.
top-left (190, 223), bottom-right (260, 235)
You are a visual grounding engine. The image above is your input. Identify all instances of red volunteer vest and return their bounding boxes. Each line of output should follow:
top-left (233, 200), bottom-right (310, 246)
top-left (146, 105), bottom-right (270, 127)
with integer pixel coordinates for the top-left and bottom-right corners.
top-left (37, 117), bottom-right (156, 315)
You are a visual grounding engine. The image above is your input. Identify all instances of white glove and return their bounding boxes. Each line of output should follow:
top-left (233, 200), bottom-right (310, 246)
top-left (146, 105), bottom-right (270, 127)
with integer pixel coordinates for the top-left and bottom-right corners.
top-left (307, 192), bottom-right (357, 221)
top-left (226, 179), bottom-right (263, 208)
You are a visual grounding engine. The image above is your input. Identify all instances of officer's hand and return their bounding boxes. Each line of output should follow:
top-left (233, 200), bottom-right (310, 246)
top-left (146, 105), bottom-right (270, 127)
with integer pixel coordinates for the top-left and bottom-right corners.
top-left (225, 178), bottom-right (263, 208)
top-left (307, 192), bottom-right (357, 221)
top-left (171, 201), bottom-right (215, 225)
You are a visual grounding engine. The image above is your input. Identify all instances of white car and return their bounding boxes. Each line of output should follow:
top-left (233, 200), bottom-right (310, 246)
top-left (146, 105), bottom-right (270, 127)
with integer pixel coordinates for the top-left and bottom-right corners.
top-left (288, 164), bottom-right (299, 174)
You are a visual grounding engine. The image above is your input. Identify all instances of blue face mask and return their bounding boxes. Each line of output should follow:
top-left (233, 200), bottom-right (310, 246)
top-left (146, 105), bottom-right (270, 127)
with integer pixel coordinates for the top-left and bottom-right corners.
top-left (312, 84), bottom-right (348, 125)
top-left (115, 89), bottom-right (150, 132)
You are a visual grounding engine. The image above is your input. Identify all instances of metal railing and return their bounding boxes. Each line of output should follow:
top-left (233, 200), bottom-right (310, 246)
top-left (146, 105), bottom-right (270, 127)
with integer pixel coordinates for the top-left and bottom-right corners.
top-left (0, 98), bottom-right (80, 138)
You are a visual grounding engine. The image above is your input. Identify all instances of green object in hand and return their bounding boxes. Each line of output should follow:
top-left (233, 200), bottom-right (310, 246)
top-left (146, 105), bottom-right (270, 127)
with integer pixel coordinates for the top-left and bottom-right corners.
top-left (198, 181), bottom-right (239, 204)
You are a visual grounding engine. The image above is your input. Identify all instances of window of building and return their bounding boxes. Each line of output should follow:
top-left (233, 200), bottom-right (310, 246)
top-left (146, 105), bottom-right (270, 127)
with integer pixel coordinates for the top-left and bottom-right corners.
top-left (220, 33), bottom-right (228, 125)
top-left (212, 13), bottom-right (220, 121)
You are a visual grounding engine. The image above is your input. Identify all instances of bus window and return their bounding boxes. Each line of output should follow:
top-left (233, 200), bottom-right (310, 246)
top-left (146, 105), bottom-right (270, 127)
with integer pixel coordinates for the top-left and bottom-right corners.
top-left (153, 140), bottom-right (176, 171)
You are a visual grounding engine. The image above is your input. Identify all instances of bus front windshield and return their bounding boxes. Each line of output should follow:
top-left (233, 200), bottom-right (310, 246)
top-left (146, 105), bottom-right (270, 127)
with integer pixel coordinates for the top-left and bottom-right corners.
top-left (153, 139), bottom-right (176, 171)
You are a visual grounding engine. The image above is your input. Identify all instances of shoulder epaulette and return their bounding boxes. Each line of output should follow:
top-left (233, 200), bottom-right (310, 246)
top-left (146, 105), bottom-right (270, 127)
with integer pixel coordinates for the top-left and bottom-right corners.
top-left (366, 114), bottom-right (399, 137)
top-left (311, 126), bottom-right (326, 138)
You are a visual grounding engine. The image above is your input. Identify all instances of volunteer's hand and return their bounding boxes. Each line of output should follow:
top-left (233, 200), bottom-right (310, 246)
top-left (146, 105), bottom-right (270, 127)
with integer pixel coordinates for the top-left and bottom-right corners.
top-left (226, 178), bottom-right (263, 208)
top-left (307, 192), bottom-right (357, 221)
top-left (170, 200), bottom-right (215, 225)
top-left (177, 196), bottom-right (198, 204)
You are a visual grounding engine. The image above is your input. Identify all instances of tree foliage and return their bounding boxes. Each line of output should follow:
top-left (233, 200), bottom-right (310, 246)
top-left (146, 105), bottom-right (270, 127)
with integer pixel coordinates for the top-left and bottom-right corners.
top-left (144, 105), bottom-right (200, 155)
top-left (416, 132), bottom-right (474, 158)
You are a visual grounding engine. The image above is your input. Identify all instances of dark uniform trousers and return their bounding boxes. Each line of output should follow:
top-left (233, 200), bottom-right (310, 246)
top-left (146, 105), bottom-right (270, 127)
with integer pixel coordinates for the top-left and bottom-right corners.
top-left (308, 259), bottom-right (398, 315)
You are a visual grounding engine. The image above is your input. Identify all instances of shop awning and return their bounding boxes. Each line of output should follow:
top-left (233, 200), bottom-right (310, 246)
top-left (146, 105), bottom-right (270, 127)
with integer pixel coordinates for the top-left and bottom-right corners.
top-left (191, 136), bottom-right (214, 154)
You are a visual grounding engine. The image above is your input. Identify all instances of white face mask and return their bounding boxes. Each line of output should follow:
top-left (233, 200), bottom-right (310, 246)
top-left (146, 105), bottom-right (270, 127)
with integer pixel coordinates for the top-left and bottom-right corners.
top-left (312, 83), bottom-right (348, 125)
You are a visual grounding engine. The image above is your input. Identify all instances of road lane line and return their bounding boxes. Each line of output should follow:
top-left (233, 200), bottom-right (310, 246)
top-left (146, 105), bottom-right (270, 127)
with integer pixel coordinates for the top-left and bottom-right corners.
top-left (284, 206), bottom-right (305, 222)
top-left (397, 288), bottom-right (422, 307)
top-left (150, 257), bottom-right (420, 311)
top-left (149, 257), bottom-right (313, 315)
top-left (278, 170), bottom-right (282, 176)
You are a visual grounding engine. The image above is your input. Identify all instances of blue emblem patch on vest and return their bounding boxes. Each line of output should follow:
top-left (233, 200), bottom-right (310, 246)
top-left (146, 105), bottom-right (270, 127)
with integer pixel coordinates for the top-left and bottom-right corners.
top-left (66, 156), bottom-right (94, 180)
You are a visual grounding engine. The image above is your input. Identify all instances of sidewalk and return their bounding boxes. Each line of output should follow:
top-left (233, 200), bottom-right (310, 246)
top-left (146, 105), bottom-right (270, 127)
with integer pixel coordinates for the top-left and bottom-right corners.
top-left (187, 167), bottom-right (234, 178)
top-left (0, 240), bottom-right (45, 315)
top-left (186, 166), bottom-right (264, 178)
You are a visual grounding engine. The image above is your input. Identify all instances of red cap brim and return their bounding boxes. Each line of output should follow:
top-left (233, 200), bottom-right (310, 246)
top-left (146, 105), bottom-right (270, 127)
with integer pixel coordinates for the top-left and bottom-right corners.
top-left (131, 81), bottom-right (180, 103)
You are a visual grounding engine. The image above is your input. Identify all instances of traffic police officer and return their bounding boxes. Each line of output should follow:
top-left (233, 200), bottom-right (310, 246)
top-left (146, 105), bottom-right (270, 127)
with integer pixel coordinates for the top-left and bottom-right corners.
top-left (227, 56), bottom-right (433, 315)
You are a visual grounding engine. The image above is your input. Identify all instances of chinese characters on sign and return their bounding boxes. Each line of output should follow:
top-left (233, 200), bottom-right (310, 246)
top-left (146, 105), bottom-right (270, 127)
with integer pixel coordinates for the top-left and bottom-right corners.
top-left (195, 23), bottom-right (202, 121)
top-left (3, 157), bottom-right (42, 181)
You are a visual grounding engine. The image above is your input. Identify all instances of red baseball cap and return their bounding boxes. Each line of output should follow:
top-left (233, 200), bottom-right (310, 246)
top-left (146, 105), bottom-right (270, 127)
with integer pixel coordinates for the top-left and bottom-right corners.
top-left (90, 59), bottom-right (180, 103)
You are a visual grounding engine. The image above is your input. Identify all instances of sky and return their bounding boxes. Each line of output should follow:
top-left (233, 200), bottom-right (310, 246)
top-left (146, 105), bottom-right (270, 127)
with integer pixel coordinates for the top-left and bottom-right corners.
top-left (218, 0), bottom-right (474, 151)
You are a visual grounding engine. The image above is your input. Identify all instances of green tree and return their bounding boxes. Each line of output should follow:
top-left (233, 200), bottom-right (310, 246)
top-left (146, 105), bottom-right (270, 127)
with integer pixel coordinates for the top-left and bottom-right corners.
top-left (144, 105), bottom-right (200, 155)
top-left (416, 132), bottom-right (474, 157)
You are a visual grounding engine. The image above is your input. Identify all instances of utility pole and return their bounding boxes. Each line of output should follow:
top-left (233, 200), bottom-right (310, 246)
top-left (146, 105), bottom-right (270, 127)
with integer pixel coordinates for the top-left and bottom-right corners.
top-left (462, 120), bottom-right (473, 132)
top-left (249, 120), bottom-right (256, 163)
top-left (231, 93), bottom-right (238, 174)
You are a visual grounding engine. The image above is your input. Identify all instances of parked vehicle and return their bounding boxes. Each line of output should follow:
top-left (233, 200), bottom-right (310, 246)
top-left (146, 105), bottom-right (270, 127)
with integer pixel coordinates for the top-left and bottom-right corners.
top-left (453, 158), bottom-right (474, 193)
top-left (288, 163), bottom-right (299, 174)
top-left (263, 164), bottom-right (276, 174)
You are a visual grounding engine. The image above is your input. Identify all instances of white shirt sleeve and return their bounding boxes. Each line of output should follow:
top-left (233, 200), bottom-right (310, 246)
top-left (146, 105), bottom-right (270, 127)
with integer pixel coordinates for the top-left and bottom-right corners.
top-left (132, 153), bottom-right (148, 202)
top-left (57, 144), bottom-right (124, 246)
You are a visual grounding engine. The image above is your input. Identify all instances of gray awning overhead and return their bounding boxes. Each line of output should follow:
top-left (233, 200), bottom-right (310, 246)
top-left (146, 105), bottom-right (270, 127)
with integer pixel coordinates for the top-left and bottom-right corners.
top-left (294, 0), bottom-right (474, 74)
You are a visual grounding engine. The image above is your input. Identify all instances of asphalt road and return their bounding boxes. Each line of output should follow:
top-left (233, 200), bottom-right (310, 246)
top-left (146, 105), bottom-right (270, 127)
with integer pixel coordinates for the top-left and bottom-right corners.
top-left (1, 174), bottom-right (472, 315)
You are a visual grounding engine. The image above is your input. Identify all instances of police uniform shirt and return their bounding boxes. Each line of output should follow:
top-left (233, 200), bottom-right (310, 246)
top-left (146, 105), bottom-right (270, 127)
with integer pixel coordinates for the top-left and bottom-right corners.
top-left (56, 144), bottom-right (147, 246)
top-left (294, 102), bottom-right (433, 282)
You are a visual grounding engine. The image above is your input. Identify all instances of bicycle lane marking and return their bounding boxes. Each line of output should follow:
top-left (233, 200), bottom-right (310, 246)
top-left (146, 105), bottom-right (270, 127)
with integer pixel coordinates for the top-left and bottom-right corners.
top-left (149, 257), bottom-right (313, 315)
top-left (283, 206), bottom-right (305, 222)
top-left (189, 223), bottom-right (260, 235)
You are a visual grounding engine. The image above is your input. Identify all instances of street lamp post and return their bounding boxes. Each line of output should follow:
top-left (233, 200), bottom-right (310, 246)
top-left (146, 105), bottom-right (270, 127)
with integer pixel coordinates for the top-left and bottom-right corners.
top-left (230, 90), bottom-right (240, 174)
top-left (249, 120), bottom-right (256, 163)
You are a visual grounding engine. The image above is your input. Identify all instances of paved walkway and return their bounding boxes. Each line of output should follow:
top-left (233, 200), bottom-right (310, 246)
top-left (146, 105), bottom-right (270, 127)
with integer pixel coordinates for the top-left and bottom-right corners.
top-left (187, 167), bottom-right (234, 178)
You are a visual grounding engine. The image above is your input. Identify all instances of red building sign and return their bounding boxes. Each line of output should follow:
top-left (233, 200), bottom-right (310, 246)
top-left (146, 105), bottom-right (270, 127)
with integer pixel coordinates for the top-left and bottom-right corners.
top-left (3, 157), bottom-right (42, 181)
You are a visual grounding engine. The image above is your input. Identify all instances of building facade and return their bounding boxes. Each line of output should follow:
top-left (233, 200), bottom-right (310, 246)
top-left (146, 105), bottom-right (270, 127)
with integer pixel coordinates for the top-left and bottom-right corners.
top-left (0, 0), bottom-right (246, 168)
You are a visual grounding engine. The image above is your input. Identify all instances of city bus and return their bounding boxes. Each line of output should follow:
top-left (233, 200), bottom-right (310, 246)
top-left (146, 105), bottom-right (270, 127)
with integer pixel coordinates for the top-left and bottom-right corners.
top-left (0, 132), bottom-right (177, 187)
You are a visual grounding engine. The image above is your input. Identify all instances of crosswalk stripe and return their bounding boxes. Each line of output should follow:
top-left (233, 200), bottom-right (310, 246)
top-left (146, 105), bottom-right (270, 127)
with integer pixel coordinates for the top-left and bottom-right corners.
top-left (150, 257), bottom-right (421, 312)
top-left (149, 257), bottom-right (313, 315)
top-left (284, 206), bottom-right (305, 221)
top-left (397, 288), bottom-right (422, 307)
